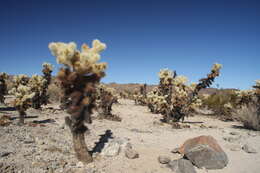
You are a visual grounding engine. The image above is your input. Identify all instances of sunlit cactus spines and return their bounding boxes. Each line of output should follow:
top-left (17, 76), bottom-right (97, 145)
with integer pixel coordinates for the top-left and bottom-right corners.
top-left (9, 84), bottom-right (35, 124)
top-left (13, 74), bottom-right (29, 88)
top-left (28, 75), bottom-right (47, 109)
top-left (0, 72), bottom-right (8, 103)
top-left (49, 39), bottom-right (107, 164)
top-left (41, 62), bottom-right (53, 105)
top-left (155, 63), bottom-right (222, 123)
top-left (97, 84), bottom-right (121, 121)
top-left (158, 69), bottom-right (176, 105)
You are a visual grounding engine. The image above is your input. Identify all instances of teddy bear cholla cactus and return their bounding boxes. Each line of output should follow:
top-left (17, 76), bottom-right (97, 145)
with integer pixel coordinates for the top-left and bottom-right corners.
top-left (29, 75), bottom-right (47, 109)
top-left (147, 90), bottom-right (168, 114)
top-left (41, 62), bottom-right (53, 105)
top-left (158, 69), bottom-right (176, 104)
top-left (0, 72), bottom-right (8, 103)
top-left (13, 74), bottom-right (29, 88)
top-left (164, 63), bottom-right (222, 122)
top-left (97, 84), bottom-right (121, 121)
top-left (49, 39), bottom-right (107, 163)
top-left (9, 84), bottom-right (35, 124)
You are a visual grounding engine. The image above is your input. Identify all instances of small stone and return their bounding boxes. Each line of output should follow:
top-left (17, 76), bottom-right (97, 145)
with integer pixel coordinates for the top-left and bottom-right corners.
top-left (125, 147), bottom-right (139, 159)
top-left (0, 151), bottom-right (11, 157)
top-left (230, 131), bottom-right (240, 136)
top-left (158, 155), bottom-right (171, 164)
top-left (101, 141), bottom-right (120, 157)
top-left (76, 162), bottom-right (85, 168)
top-left (223, 136), bottom-right (241, 143)
top-left (248, 132), bottom-right (257, 137)
top-left (242, 144), bottom-right (257, 153)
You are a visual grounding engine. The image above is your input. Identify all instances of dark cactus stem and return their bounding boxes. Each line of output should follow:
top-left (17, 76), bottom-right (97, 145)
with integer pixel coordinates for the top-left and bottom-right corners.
top-left (0, 75), bottom-right (7, 104)
top-left (41, 68), bottom-right (52, 105)
top-left (18, 109), bottom-right (26, 125)
top-left (32, 92), bottom-right (41, 109)
top-left (59, 68), bottom-right (102, 164)
top-left (171, 69), bottom-right (220, 122)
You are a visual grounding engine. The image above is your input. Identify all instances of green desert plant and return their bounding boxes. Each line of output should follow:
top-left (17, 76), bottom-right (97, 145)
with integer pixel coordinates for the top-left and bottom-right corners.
top-left (49, 39), bottom-right (107, 164)
top-left (0, 72), bottom-right (8, 103)
top-left (234, 80), bottom-right (260, 130)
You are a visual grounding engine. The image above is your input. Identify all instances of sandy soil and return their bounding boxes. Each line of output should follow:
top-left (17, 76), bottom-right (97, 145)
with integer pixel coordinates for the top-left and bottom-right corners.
top-left (0, 99), bottom-right (260, 173)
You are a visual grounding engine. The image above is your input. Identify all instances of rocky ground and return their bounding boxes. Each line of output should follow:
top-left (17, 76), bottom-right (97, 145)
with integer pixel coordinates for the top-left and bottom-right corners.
top-left (0, 98), bottom-right (260, 173)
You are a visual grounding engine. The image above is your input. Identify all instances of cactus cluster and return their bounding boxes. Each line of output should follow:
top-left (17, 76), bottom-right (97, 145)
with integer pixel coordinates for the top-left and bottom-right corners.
top-left (133, 84), bottom-right (147, 105)
top-left (145, 64), bottom-right (221, 123)
top-left (9, 76), bottom-right (35, 124)
top-left (97, 84), bottom-right (121, 121)
top-left (49, 39), bottom-right (107, 163)
top-left (29, 75), bottom-right (47, 109)
top-left (0, 72), bottom-right (8, 103)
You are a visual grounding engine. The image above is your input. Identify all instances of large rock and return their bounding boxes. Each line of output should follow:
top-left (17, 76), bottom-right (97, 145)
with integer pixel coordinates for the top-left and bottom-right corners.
top-left (167, 158), bottom-right (196, 173)
top-left (178, 135), bottom-right (228, 169)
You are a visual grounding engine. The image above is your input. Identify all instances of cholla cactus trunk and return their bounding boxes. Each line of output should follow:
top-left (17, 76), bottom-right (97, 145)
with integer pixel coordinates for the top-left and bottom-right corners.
top-left (49, 39), bottom-right (107, 164)
top-left (159, 70), bottom-right (176, 104)
top-left (61, 70), bottom-right (101, 163)
top-left (17, 107), bottom-right (26, 124)
top-left (0, 74), bottom-right (7, 103)
top-left (32, 92), bottom-right (41, 109)
top-left (253, 83), bottom-right (260, 114)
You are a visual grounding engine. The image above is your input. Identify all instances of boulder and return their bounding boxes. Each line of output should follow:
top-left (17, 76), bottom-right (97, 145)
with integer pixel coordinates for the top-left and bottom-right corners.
top-left (167, 158), bottom-right (196, 173)
top-left (178, 135), bottom-right (228, 169)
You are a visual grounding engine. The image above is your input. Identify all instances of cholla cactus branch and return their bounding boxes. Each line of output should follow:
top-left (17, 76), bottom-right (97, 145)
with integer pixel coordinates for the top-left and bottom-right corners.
top-left (49, 39), bottom-right (107, 164)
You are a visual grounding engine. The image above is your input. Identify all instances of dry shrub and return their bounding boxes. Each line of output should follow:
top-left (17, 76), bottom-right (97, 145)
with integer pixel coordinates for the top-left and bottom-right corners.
top-left (47, 82), bottom-right (61, 103)
top-left (201, 89), bottom-right (237, 118)
top-left (235, 104), bottom-right (260, 130)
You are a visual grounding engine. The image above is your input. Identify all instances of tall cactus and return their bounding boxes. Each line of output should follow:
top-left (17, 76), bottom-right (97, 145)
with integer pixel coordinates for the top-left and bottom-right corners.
top-left (41, 62), bottom-right (53, 105)
top-left (49, 39), bottom-right (107, 164)
top-left (0, 72), bottom-right (8, 103)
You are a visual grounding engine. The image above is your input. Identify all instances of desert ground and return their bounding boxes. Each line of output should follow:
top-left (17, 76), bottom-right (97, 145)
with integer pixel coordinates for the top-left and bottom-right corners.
top-left (0, 98), bottom-right (260, 173)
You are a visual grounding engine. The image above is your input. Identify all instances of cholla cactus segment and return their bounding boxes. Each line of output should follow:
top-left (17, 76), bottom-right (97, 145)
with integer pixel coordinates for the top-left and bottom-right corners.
top-left (49, 39), bottom-right (107, 75)
top-left (13, 74), bottom-right (29, 87)
top-left (211, 63), bottom-right (222, 73)
top-left (29, 75), bottom-right (47, 92)
top-left (158, 69), bottom-right (175, 85)
top-left (11, 85), bottom-right (35, 107)
top-left (42, 62), bottom-right (53, 73)
top-left (255, 80), bottom-right (260, 87)
top-left (0, 72), bottom-right (8, 80)
top-left (173, 75), bottom-right (188, 86)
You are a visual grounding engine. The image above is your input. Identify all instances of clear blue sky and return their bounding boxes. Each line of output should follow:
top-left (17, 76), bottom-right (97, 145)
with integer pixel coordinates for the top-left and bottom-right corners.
top-left (1, 0), bottom-right (259, 89)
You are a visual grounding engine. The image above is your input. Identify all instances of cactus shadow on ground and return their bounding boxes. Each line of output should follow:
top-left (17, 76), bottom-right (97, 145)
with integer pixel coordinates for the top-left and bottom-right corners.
top-left (90, 129), bottom-right (113, 155)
